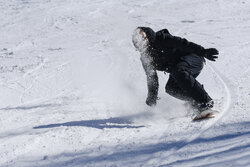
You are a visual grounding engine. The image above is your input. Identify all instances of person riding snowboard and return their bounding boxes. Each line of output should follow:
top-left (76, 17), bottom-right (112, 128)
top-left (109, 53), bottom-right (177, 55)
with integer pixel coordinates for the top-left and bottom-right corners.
top-left (132, 27), bottom-right (219, 112)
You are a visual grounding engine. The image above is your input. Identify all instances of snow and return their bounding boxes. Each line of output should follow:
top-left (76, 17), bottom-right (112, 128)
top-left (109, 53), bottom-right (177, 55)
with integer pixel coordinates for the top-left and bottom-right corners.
top-left (0, 0), bottom-right (250, 166)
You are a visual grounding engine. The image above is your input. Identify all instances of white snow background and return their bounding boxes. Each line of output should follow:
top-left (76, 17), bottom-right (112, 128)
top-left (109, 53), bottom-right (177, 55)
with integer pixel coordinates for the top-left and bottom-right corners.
top-left (0, 0), bottom-right (250, 166)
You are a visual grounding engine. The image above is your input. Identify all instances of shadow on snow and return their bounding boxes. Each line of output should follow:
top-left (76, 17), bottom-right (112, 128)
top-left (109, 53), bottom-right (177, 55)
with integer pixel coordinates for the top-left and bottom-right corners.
top-left (31, 121), bottom-right (250, 167)
top-left (33, 116), bottom-right (145, 129)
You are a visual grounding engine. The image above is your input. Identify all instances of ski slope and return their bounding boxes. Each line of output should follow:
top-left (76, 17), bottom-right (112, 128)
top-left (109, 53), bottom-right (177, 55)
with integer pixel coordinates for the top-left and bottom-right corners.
top-left (0, 0), bottom-right (250, 166)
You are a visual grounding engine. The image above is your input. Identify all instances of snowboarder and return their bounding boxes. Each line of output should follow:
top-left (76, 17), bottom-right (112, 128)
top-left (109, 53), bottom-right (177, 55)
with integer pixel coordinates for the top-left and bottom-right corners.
top-left (132, 27), bottom-right (219, 113)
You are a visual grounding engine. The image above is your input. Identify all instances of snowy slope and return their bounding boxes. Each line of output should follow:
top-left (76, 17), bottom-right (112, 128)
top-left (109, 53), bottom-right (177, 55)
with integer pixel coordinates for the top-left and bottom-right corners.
top-left (0, 0), bottom-right (250, 166)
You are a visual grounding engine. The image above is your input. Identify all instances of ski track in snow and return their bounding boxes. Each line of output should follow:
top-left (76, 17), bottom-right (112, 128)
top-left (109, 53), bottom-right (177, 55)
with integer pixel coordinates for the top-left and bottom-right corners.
top-left (193, 64), bottom-right (233, 139)
top-left (0, 0), bottom-right (250, 166)
top-left (175, 63), bottom-right (235, 149)
top-left (152, 62), bottom-right (235, 166)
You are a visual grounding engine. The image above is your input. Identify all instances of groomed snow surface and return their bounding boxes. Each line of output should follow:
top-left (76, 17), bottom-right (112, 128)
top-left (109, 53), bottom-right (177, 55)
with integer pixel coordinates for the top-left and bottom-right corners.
top-left (0, 0), bottom-right (250, 166)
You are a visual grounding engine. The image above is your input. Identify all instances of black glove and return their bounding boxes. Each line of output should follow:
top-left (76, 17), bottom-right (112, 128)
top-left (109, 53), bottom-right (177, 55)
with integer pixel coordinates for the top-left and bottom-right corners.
top-left (146, 96), bottom-right (157, 107)
top-left (204, 48), bottom-right (219, 61)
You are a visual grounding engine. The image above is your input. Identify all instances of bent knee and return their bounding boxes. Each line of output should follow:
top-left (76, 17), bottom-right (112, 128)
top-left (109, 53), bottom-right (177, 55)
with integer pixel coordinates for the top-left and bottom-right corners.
top-left (171, 69), bottom-right (190, 81)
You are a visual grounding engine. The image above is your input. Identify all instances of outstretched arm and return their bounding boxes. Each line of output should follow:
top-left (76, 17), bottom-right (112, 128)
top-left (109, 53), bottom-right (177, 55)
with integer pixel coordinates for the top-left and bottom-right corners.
top-left (156, 30), bottom-right (205, 55)
top-left (156, 29), bottom-right (219, 61)
top-left (140, 52), bottom-right (159, 106)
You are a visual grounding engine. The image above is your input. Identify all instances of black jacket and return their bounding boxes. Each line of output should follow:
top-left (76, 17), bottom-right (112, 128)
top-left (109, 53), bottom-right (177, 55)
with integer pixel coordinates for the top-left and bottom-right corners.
top-left (139, 27), bottom-right (206, 105)
top-left (142, 28), bottom-right (206, 72)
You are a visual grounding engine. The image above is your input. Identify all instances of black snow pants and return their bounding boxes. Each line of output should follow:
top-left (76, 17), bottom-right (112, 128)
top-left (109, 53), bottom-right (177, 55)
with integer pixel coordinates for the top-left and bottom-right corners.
top-left (165, 53), bottom-right (212, 104)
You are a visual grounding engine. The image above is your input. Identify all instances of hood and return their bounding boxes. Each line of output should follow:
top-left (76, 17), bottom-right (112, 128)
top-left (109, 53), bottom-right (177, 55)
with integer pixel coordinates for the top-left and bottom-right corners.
top-left (137, 27), bottom-right (156, 46)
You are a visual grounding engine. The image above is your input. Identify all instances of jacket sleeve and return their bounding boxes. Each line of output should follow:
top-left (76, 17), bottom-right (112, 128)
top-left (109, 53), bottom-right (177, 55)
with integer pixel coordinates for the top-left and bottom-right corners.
top-left (156, 30), bottom-right (206, 56)
top-left (140, 53), bottom-right (159, 102)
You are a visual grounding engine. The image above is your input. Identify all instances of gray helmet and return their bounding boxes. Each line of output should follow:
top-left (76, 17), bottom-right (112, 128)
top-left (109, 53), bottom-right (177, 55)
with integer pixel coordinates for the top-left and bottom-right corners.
top-left (132, 27), bottom-right (156, 53)
top-left (137, 27), bottom-right (156, 44)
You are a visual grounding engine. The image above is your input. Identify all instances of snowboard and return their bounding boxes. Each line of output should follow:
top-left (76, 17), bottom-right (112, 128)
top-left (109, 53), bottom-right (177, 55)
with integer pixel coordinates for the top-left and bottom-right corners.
top-left (193, 109), bottom-right (219, 121)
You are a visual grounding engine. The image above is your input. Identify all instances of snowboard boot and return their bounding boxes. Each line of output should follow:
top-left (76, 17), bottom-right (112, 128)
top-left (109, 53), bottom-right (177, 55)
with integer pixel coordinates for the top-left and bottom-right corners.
top-left (193, 100), bottom-right (219, 121)
top-left (196, 99), bottom-right (214, 112)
